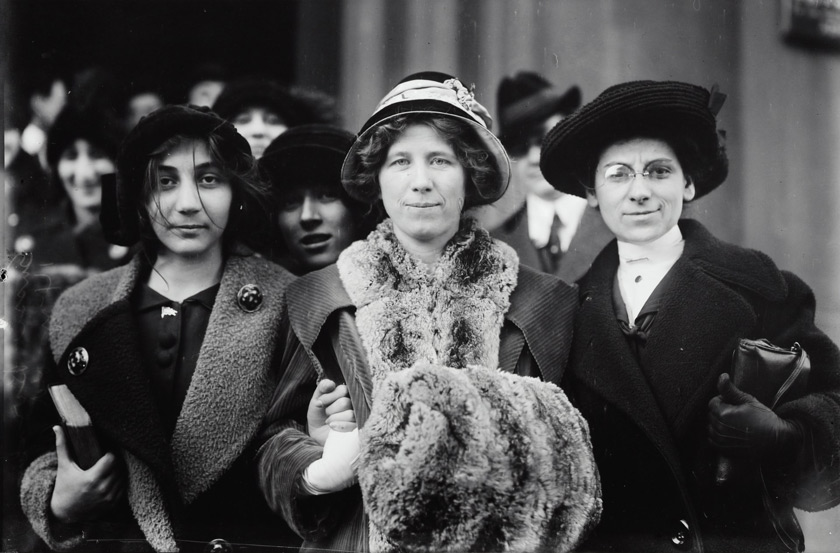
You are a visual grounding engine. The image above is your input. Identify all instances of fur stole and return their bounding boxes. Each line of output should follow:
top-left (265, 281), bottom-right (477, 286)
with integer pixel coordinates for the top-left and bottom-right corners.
top-left (340, 220), bottom-right (602, 552)
top-left (336, 218), bottom-right (518, 391)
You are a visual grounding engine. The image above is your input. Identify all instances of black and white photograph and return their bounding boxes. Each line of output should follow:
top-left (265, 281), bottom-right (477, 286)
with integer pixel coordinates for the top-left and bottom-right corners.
top-left (3, 1), bottom-right (840, 552)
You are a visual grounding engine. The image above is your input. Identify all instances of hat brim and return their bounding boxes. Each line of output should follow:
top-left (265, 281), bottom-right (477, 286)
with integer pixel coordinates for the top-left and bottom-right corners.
top-left (499, 85), bottom-right (581, 132)
top-left (540, 81), bottom-right (722, 199)
top-left (340, 99), bottom-right (511, 205)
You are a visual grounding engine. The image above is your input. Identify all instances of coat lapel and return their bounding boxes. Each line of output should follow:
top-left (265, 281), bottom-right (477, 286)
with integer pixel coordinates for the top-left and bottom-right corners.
top-left (51, 258), bottom-right (173, 478)
top-left (170, 255), bottom-right (291, 504)
top-left (505, 266), bottom-right (578, 384)
top-left (287, 265), bottom-right (373, 427)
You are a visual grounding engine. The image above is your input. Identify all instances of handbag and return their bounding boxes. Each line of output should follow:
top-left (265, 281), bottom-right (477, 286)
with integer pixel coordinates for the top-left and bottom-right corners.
top-left (717, 338), bottom-right (810, 552)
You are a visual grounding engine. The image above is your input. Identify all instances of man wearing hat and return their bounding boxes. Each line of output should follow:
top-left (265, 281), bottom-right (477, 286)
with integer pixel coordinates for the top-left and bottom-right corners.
top-left (477, 71), bottom-right (612, 283)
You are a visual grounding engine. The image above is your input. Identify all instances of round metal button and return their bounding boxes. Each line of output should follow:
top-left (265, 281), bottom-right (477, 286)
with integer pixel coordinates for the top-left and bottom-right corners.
top-left (66, 347), bottom-right (89, 376)
top-left (204, 538), bottom-right (233, 553)
top-left (236, 283), bottom-right (263, 313)
top-left (670, 518), bottom-right (690, 550)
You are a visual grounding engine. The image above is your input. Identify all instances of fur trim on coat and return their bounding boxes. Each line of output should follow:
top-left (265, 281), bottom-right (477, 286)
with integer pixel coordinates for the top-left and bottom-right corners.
top-left (338, 219), bottom-right (601, 552)
top-left (338, 218), bottom-right (518, 387)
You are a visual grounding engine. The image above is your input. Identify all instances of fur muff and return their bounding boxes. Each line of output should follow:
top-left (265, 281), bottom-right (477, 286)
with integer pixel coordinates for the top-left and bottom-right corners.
top-left (358, 363), bottom-right (602, 553)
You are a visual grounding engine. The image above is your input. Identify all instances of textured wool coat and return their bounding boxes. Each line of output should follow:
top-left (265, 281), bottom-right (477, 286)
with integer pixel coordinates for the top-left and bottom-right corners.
top-left (20, 252), bottom-right (296, 553)
top-left (257, 224), bottom-right (587, 553)
top-left (564, 219), bottom-right (840, 553)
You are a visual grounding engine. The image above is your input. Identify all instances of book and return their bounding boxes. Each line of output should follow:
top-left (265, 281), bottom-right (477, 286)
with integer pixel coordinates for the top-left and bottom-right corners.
top-left (48, 384), bottom-right (104, 470)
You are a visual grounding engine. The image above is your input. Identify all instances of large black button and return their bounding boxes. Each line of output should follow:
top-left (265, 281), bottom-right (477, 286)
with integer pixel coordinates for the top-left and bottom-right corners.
top-left (670, 518), bottom-right (691, 550)
top-left (204, 538), bottom-right (233, 553)
top-left (66, 347), bottom-right (89, 376)
top-left (236, 284), bottom-right (263, 312)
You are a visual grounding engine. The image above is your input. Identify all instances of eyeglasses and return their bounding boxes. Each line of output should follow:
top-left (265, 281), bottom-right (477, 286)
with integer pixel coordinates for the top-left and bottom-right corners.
top-left (601, 163), bottom-right (674, 186)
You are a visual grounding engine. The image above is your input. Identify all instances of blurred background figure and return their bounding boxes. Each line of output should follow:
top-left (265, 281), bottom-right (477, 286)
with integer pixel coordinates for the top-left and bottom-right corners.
top-left (19, 63), bottom-right (68, 173)
top-left (213, 77), bottom-right (340, 159)
top-left (213, 78), bottom-right (296, 159)
top-left (122, 77), bottom-right (166, 133)
top-left (476, 71), bottom-right (612, 283)
top-left (183, 61), bottom-right (229, 107)
top-left (259, 124), bottom-right (378, 274)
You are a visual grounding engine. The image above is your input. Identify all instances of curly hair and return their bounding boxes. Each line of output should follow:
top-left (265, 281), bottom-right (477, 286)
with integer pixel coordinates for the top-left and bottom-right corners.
top-left (576, 127), bottom-right (728, 201)
top-left (346, 113), bottom-right (502, 209)
top-left (137, 132), bottom-right (273, 256)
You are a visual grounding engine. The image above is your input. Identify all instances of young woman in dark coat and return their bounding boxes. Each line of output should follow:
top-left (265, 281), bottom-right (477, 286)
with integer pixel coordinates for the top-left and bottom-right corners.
top-left (20, 105), bottom-right (297, 552)
top-left (540, 80), bottom-right (840, 553)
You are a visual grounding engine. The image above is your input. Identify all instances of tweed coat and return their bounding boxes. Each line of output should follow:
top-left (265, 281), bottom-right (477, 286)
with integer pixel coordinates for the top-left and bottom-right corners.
top-left (20, 252), bottom-right (297, 552)
top-left (490, 203), bottom-right (614, 284)
top-left (257, 260), bottom-right (579, 553)
top-left (565, 219), bottom-right (840, 553)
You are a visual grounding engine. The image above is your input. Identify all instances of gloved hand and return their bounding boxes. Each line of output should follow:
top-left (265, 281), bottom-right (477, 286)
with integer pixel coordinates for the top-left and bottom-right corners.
top-left (307, 379), bottom-right (356, 446)
top-left (708, 373), bottom-right (803, 461)
top-left (303, 428), bottom-right (360, 494)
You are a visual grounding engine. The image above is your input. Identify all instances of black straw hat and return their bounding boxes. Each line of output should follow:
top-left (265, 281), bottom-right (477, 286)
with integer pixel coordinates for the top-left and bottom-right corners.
top-left (540, 80), bottom-right (727, 199)
top-left (104, 104), bottom-right (250, 245)
top-left (497, 71), bottom-right (580, 148)
top-left (212, 78), bottom-right (299, 124)
top-left (260, 123), bottom-right (354, 188)
top-left (341, 71), bottom-right (511, 205)
top-left (46, 105), bottom-right (121, 168)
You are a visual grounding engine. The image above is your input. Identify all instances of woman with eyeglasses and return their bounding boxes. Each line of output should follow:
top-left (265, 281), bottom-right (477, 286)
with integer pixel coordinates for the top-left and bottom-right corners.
top-left (540, 80), bottom-right (840, 552)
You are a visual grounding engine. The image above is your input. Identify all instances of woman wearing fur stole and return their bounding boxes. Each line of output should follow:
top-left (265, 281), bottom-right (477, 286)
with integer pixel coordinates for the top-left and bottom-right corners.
top-left (257, 72), bottom-right (602, 553)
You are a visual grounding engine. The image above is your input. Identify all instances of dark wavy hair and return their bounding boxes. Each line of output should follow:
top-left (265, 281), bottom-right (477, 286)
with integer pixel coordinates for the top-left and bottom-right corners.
top-left (346, 113), bottom-right (502, 209)
top-left (577, 127), bottom-right (729, 202)
top-left (137, 133), bottom-right (272, 257)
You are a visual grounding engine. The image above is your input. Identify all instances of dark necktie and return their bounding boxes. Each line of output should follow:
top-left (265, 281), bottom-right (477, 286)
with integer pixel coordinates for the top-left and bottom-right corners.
top-left (539, 213), bottom-right (563, 272)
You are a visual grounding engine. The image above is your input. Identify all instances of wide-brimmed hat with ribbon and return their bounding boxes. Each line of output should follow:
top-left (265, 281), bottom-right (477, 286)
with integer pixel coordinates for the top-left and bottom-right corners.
top-left (540, 80), bottom-right (728, 199)
top-left (341, 71), bottom-right (511, 205)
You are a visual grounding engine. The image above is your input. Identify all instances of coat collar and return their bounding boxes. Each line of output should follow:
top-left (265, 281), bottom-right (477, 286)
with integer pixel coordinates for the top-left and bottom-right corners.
top-left (49, 252), bottom-right (293, 504)
top-left (574, 218), bottom-right (768, 446)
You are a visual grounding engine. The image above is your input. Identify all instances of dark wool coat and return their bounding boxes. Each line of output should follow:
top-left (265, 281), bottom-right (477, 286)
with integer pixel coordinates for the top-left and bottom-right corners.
top-left (257, 262), bottom-right (579, 553)
top-left (20, 252), bottom-right (297, 553)
top-left (565, 219), bottom-right (840, 553)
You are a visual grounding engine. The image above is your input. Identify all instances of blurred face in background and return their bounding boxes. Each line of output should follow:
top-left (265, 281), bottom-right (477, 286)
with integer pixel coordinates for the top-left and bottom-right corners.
top-left (31, 79), bottom-right (68, 129)
top-left (126, 92), bottom-right (164, 130)
top-left (188, 80), bottom-right (225, 108)
top-left (510, 113), bottom-right (562, 200)
top-left (57, 138), bottom-right (115, 213)
top-left (232, 107), bottom-right (288, 159)
top-left (277, 184), bottom-right (356, 272)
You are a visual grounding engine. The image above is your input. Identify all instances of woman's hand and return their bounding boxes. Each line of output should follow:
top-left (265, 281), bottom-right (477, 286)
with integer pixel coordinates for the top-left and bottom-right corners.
top-left (307, 379), bottom-right (356, 446)
top-left (708, 373), bottom-right (803, 461)
top-left (49, 426), bottom-right (125, 523)
top-left (303, 428), bottom-right (361, 494)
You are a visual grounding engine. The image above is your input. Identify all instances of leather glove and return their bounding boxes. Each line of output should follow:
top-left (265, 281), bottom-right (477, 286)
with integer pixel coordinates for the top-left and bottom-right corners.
top-left (708, 373), bottom-right (803, 462)
top-left (303, 428), bottom-right (360, 494)
top-left (307, 379), bottom-right (356, 446)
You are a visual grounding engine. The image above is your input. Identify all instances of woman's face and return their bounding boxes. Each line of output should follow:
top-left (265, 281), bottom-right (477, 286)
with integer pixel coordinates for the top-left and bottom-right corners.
top-left (147, 138), bottom-right (233, 259)
top-left (277, 185), bottom-right (356, 272)
top-left (57, 139), bottom-right (115, 212)
top-left (232, 107), bottom-right (288, 159)
top-left (588, 137), bottom-right (695, 245)
top-left (378, 124), bottom-right (466, 248)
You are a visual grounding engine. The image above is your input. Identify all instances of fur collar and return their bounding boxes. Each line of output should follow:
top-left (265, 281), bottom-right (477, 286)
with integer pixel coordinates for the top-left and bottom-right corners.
top-left (337, 219), bottom-right (518, 389)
